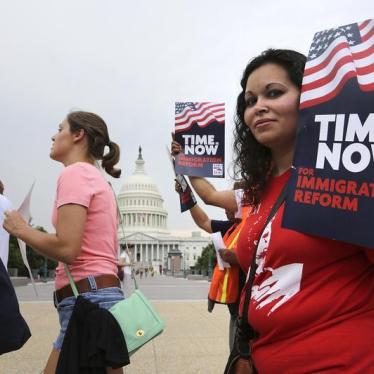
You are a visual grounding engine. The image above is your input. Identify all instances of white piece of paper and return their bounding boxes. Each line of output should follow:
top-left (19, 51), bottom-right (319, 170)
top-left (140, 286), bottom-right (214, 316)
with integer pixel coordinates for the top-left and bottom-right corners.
top-left (234, 189), bottom-right (244, 219)
top-left (17, 181), bottom-right (38, 296)
top-left (211, 232), bottom-right (230, 270)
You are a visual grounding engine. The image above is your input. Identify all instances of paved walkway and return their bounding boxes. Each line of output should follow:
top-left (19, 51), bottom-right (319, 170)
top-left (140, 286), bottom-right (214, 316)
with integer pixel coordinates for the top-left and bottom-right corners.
top-left (0, 276), bottom-right (231, 373)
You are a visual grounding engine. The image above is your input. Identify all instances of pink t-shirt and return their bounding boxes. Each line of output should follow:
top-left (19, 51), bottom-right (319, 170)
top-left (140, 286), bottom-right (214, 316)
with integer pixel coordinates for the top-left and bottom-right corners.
top-left (53, 162), bottom-right (118, 289)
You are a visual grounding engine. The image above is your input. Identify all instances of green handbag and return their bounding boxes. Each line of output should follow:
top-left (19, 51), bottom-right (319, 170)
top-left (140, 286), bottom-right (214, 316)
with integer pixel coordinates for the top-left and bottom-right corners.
top-left (64, 264), bottom-right (165, 356)
top-left (110, 183), bottom-right (165, 354)
top-left (109, 277), bottom-right (165, 355)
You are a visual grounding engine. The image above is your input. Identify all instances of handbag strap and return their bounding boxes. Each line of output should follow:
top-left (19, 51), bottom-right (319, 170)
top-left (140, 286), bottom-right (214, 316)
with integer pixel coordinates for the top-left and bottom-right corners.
top-left (64, 264), bottom-right (79, 298)
top-left (93, 161), bottom-right (139, 290)
top-left (109, 182), bottom-right (139, 290)
top-left (241, 180), bottom-right (289, 326)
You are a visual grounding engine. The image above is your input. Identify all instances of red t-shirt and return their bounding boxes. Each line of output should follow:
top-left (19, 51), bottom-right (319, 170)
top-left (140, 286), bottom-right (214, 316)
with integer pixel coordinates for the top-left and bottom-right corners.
top-left (237, 170), bottom-right (374, 373)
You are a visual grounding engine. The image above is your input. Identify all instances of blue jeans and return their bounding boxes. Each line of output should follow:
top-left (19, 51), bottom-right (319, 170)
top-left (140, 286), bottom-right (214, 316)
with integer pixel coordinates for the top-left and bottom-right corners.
top-left (53, 282), bottom-right (124, 350)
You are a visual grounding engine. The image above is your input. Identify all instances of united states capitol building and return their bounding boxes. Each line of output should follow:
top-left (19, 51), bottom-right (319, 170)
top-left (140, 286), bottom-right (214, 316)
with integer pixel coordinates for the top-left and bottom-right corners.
top-left (117, 147), bottom-right (211, 274)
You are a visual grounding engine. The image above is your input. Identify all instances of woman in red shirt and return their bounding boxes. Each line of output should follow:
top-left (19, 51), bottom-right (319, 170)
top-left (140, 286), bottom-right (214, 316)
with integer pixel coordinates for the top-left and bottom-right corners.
top-left (173, 49), bottom-right (374, 373)
top-left (233, 49), bottom-right (374, 373)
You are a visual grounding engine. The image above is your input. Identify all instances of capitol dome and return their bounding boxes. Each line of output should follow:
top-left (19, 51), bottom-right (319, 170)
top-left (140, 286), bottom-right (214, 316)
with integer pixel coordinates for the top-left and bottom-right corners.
top-left (117, 146), bottom-right (168, 234)
top-left (116, 146), bottom-right (211, 274)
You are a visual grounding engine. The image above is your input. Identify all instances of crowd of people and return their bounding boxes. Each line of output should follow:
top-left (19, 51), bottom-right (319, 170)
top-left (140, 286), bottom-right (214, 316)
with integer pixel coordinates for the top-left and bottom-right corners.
top-left (1, 48), bottom-right (373, 373)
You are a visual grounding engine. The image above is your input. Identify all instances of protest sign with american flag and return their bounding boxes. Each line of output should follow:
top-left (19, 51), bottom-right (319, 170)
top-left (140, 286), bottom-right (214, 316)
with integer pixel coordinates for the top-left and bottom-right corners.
top-left (283, 19), bottom-right (374, 248)
top-left (175, 102), bottom-right (225, 132)
top-left (301, 19), bottom-right (374, 109)
top-left (174, 101), bottom-right (225, 178)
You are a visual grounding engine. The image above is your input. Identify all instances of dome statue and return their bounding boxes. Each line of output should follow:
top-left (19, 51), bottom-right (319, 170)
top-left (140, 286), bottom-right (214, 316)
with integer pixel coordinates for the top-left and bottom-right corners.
top-left (117, 146), bottom-right (168, 234)
top-left (116, 146), bottom-right (211, 275)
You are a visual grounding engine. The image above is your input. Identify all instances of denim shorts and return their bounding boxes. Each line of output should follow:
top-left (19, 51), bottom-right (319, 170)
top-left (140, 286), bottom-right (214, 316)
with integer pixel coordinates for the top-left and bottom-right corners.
top-left (53, 284), bottom-right (124, 351)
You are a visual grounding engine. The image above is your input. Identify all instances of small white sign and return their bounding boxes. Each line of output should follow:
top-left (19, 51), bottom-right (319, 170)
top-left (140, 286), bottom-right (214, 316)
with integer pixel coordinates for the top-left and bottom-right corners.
top-left (211, 232), bottom-right (230, 270)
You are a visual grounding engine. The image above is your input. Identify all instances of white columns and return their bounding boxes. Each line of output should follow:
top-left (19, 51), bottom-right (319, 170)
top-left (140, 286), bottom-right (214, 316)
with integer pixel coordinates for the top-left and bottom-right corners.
top-left (139, 244), bottom-right (143, 262)
top-left (142, 244), bottom-right (149, 262)
top-left (133, 244), bottom-right (137, 261)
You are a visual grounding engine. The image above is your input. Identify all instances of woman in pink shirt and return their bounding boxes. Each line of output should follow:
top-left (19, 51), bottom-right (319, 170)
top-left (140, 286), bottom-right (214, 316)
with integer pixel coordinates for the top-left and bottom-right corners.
top-left (4, 111), bottom-right (125, 373)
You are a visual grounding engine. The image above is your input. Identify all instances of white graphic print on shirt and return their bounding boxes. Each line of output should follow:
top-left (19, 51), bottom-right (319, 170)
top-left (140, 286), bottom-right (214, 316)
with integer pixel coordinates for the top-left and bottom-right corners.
top-left (249, 216), bottom-right (303, 316)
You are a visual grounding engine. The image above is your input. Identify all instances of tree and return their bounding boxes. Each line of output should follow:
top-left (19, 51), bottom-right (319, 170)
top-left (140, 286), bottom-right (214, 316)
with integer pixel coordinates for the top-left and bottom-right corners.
top-left (194, 243), bottom-right (216, 275)
top-left (7, 235), bottom-right (23, 271)
top-left (7, 226), bottom-right (57, 276)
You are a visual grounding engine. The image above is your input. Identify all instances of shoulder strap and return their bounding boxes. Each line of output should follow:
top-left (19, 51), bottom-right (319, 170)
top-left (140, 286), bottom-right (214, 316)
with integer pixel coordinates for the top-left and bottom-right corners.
top-left (109, 182), bottom-right (139, 290)
top-left (64, 264), bottom-right (79, 297)
top-left (241, 181), bottom-right (289, 326)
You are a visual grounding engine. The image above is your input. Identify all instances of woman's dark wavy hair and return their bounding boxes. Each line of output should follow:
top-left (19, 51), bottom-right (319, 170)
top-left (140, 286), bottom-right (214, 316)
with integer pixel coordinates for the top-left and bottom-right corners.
top-left (233, 49), bottom-right (306, 205)
top-left (67, 111), bottom-right (121, 178)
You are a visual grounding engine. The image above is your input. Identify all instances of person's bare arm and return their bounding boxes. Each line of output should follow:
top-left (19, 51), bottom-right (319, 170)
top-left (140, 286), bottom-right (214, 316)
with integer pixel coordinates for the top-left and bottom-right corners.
top-left (118, 258), bottom-right (132, 266)
top-left (218, 249), bottom-right (239, 265)
top-left (234, 358), bottom-right (253, 374)
top-left (188, 176), bottom-right (237, 212)
top-left (189, 204), bottom-right (213, 233)
top-left (3, 204), bottom-right (87, 264)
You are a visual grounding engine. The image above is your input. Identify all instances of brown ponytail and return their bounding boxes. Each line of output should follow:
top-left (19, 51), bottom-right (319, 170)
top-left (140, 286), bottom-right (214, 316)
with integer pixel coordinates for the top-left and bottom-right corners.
top-left (102, 141), bottom-right (121, 178)
top-left (67, 111), bottom-right (121, 178)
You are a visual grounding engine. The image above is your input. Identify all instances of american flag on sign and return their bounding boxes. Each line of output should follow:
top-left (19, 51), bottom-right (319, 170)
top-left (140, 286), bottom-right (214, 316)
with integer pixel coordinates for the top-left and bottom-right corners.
top-left (300, 19), bottom-right (374, 109)
top-left (175, 102), bottom-right (225, 133)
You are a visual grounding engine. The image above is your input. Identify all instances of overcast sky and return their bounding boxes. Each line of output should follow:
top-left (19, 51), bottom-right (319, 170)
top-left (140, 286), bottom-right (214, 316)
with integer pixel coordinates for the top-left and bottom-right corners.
top-left (0, 0), bottom-right (372, 232)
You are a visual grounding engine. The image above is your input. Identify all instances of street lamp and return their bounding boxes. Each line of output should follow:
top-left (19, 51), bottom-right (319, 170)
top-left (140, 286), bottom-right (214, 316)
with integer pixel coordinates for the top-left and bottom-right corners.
top-left (183, 252), bottom-right (187, 278)
top-left (208, 252), bottom-right (212, 281)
